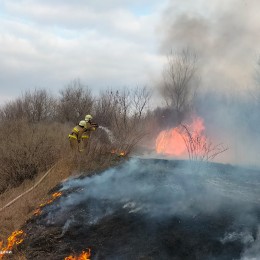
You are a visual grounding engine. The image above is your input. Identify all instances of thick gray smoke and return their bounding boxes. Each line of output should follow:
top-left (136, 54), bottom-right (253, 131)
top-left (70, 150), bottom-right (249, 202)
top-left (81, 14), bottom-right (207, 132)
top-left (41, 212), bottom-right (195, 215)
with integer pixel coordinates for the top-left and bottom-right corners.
top-left (40, 158), bottom-right (260, 259)
top-left (196, 91), bottom-right (260, 167)
top-left (159, 0), bottom-right (260, 91)
top-left (156, 0), bottom-right (260, 167)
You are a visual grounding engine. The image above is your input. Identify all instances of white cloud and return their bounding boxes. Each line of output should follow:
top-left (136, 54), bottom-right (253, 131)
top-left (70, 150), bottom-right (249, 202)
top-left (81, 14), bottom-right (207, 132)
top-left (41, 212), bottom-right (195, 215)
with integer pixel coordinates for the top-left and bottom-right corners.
top-left (0, 1), bottom-right (165, 100)
top-left (2, 0), bottom-right (258, 103)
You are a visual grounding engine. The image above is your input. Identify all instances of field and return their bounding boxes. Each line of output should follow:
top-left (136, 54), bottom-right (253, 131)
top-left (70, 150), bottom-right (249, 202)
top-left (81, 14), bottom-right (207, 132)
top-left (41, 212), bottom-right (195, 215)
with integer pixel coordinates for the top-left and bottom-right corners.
top-left (18, 158), bottom-right (260, 260)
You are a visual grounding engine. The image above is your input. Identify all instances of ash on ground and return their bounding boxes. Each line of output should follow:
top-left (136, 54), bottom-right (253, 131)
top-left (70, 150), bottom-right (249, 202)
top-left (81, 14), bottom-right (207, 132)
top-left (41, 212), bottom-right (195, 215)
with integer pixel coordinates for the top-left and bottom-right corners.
top-left (21, 159), bottom-right (260, 260)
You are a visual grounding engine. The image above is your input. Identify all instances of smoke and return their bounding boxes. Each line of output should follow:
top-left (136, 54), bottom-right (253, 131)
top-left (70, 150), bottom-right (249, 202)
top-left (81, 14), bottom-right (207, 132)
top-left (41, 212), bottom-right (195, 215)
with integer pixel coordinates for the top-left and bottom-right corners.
top-left (159, 0), bottom-right (260, 91)
top-left (195, 91), bottom-right (260, 166)
top-left (241, 226), bottom-right (260, 260)
top-left (155, 0), bottom-right (260, 167)
top-left (221, 228), bottom-right (260, 260)
top-left (59, 158), bottom-right (260, 214)
top-left (34, 158), bottom-right (260, 258)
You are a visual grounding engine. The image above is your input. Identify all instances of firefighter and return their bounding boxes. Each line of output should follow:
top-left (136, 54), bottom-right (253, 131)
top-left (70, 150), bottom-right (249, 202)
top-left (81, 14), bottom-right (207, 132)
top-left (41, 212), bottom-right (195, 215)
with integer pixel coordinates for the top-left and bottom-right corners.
top-left (85, 114), bottom-right (99, 130)
top-left (68, 120), bottom-right (87, 152)
top-left (81, 114), bottom-right (99, 148)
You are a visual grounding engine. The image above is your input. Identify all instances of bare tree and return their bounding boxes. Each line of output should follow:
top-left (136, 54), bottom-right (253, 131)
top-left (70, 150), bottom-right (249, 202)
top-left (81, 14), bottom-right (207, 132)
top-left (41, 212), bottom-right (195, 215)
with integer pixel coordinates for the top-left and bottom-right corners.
top-left (57, 79), bottom-right (93, 124)
top-left (93, 86), bottom-right (151, 154)
top-left (93, 89), bottom-right (116, 127)
top-left (0, 98), bottom-right (25, 121)
top-left (161, 49), bottom-right (198, 122)
top-left (0, 89), bottom-right (56, 122)
top-left (133, 86), bottom-right (151, 119)
top-left (23, 89), bottom-right (56, 122)
top-left (112, 87), bottom-right (151, 154)
top-left (180, 124), bottom-right (228, 163)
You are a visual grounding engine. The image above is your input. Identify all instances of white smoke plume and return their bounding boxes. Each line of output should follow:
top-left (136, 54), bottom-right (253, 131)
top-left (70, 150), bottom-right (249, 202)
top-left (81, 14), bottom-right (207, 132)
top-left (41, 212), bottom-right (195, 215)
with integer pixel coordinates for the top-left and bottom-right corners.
top-left (34, 158), bottom-right (260, 259)
top-left (158, 0), bottom-right (260, 92)
top-left (241, 226), bottom-right (260, 260)
top-left (55, 158), bottom-right (260, 223)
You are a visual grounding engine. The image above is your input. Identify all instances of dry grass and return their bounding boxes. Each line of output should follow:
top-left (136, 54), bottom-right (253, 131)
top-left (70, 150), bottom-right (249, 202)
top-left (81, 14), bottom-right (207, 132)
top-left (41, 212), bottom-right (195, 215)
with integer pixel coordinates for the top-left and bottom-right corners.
top-left (0, 158), bottom-right (72, 241)
top-left (0, 120), bottom-right (70, 194)
top-left (0, 119), bottom-right (141, 249)
top-left (0, 120), bottom-right (132, 243)
top-left (0, 85), bottom-right (151, 259)
top-left (0, 145), bottom-right (123, 242)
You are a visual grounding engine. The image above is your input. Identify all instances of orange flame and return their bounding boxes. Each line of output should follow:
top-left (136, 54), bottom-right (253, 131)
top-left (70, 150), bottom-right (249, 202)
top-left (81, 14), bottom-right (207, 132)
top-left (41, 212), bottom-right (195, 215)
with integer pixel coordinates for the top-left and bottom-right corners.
top-left (111, 150), bottom-right (127, 157)
top-left (156, 127), bottom-right (186, 156)
top-left (0, 230), bottom-right (25, 259)
top-left (156, 117), bottom-right (206, 157)
top-left (33, 192), bottom-right (62, 216)
top-left (65, 249), bottom-right (91, 260)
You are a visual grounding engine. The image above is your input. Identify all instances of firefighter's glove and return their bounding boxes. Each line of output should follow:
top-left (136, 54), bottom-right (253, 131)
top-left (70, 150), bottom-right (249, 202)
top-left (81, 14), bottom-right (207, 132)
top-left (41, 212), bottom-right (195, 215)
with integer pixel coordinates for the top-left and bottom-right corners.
top-left (91, 122), bottom-right (99, 128)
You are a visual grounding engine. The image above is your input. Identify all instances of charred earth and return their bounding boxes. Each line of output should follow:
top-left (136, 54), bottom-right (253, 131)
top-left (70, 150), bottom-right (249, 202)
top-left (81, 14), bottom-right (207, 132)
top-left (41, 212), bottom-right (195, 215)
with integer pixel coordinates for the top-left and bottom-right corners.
top-left (20, 158), bottom-right (260, 260)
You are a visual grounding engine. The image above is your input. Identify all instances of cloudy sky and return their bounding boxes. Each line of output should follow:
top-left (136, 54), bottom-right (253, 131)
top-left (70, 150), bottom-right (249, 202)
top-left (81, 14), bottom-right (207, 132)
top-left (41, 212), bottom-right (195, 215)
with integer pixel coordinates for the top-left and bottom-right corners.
top-left (0, 0), bottom-right (167, 104)
top-left (0, 0), bottom-right (259, 104)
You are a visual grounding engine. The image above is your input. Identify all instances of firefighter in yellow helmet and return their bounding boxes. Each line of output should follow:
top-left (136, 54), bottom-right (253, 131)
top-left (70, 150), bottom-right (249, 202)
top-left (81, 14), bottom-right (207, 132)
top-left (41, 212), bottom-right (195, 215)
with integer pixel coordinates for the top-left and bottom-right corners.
top-left (81, 114), bottom-right (99, 148)
top-left (68, 120), bottom-right (88, 152)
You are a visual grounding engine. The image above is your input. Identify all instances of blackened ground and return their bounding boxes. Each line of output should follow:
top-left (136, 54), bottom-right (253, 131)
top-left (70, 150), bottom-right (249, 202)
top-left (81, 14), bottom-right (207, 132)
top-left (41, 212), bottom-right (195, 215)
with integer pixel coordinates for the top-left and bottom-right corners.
top-left (20, 159), bottom-right (260, 260)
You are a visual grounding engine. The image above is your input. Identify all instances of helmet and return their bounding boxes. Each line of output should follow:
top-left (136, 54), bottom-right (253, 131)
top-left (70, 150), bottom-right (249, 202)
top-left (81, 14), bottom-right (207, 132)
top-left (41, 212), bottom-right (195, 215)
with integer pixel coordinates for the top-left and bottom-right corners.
top-left (79, 120), bottom-right (87, 127)
top-left (85, 114), bottom-right (93, 122)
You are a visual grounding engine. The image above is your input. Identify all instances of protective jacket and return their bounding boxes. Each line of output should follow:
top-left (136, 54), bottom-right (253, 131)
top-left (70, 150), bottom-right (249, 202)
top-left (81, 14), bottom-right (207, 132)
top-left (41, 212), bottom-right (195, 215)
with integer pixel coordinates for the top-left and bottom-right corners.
top-left (82, 122), bottom-right (97, 139)
top-left (68, 125), bottom-right (86, 141)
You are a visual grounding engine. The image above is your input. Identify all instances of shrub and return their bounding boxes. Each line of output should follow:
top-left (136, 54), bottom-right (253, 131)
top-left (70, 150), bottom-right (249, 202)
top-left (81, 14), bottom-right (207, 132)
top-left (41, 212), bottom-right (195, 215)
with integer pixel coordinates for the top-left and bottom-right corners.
top-left (0, 89), bottom-right (56, 122)
top-left (0, 120), bottom-right (68, 193)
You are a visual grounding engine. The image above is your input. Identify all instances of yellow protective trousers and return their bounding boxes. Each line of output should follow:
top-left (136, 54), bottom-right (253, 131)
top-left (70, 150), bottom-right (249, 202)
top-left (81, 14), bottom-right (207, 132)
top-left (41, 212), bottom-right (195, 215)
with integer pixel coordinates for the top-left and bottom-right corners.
top-left (68, 133), bottom-right (79, 151)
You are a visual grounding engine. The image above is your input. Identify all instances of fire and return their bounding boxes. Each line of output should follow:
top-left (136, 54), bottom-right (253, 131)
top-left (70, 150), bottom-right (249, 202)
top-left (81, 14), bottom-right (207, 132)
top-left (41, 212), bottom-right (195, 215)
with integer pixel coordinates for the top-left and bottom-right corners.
top-left (156, 127), bottom-right (186, 156)
top-left (65, 249), bottom-right (91, 260)
top-left (0, 230), bottom-right (25, 259)
top-left (33, 192), bottom-right (62, 216)
top-left (111, 149), bottom-right (127, 157)
top-left (156, 117), bottom-right (206, 157)
top-left (119, 151), bottom-right (126, 156)
top-left (33, 208), bottom-right (41, 216)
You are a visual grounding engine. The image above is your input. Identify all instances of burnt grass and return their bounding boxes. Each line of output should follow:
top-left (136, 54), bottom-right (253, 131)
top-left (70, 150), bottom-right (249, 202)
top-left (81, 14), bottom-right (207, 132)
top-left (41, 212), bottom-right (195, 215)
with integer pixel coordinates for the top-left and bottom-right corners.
top-left (19, 159), bottom-right (260, 260)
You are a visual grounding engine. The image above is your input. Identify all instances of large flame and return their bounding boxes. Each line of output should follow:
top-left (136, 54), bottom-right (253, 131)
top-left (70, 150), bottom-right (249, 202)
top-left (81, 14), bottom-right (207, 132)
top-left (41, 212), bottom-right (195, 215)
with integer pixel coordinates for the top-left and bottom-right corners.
top-left (0, 230), bottom-right (25, 259)
top-left (156, 117), bottom-right (206, 157)
top-left (65, 249), bottom-right (91, 260)
top-left (33, 192), bottom-right (62, 216)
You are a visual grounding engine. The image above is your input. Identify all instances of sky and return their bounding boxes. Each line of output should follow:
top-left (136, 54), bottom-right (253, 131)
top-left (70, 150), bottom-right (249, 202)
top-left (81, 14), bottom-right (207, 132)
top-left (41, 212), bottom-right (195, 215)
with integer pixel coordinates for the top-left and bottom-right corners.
top-left (0, 0), bottom-right (166, 103)
top-left (0, 0), bottom-right (260, 104)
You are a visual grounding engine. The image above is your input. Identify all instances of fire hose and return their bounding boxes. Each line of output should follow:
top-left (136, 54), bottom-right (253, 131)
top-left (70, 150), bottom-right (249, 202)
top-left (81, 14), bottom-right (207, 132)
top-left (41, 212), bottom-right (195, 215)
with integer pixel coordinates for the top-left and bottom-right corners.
top-left (0, 163), bottom-right (57, 213)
